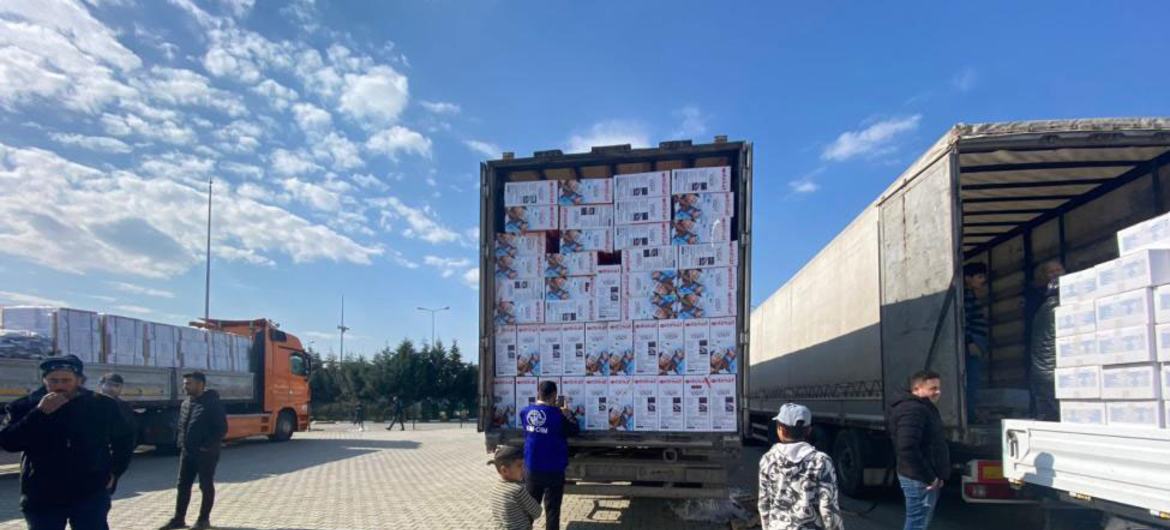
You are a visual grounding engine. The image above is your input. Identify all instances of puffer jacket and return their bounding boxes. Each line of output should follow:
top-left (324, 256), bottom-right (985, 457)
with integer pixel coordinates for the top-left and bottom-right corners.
top-left (177, 389), bottom-right (228, 453)
top-left (889, 396), bottom-right (951, 485)
top-left (1029, 285), bottom-right (1059, 381)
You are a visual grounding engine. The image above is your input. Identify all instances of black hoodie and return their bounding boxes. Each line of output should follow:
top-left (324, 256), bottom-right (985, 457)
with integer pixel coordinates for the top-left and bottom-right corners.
top-left (888, 396), bottom-right (950, 484)
top-left (177, 389), bottom-right (228, 453)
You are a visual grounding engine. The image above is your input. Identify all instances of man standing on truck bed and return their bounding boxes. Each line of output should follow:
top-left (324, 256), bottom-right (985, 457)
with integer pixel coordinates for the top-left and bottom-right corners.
top-left (520, 381), bottom-right (580, 530)
top-left (757, 403), bottom-right (842, 530)
top-left (963, 262), bottom-right (990, 422)
top-left (1029, 277), bottom-right (1061, 421)
top-left (159, 372), bottom-right (228, 530)
top-left (890, 370), bottom-right (950, 530)
top-left (0, 355), bottom-right (135, 530)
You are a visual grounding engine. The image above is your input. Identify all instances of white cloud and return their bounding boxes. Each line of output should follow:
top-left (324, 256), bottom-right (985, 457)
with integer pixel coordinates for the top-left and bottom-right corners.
top-left (952, 67), bottom-right (977, 92)
top-left (113, 304), bottom-right (152, 315)
top-left (219, 0), bottom-right (255, 18)
top-left (567, 120), bottom-right (650, 153)
top-left (338, 65), bottom-right (409, 126)
top-left (821, 115), bottom-right (921, 162)
top-left (108, 281), bottom-right (175, 298)
top-left (49, 132), bottom-right (132, 154)
top-left (101, 111), bottom-right (198, 145)
top-left (271, 148), bottom-right (320, 176)
top-left (366, 126), bottom-right (432, 160)
top-left (220, 161), bottom-right (263, 179)
top-left (214, 119), bottom-right (263, 153)
top-left (463, 139), bottom-right (500, 158)
top-left (138, 152), bottom-right (216, 186)
top-left (369, 196), bottom-right (458, 244)
top-left (291, 102), bottom-right (333, 135)
top-left (351, 173), bottom-right (388, 191)
top-left (671, 105), bottom-right (708, 139)
top-left (423, 255), bottom-right (471, 278)
top-left (282, 177), bottom-right (342, 212)
top-left (461, 267), bottom-right (479, 290)
top-left (133, 66), bottom-right (247, 116)
top-left (251, 79), bottom-right (298, 110)
top-left (0, 290), bottom-right (68, 307)
top-left (420, 100), bottom-right (460, 115)
top-left (388, 249), bottom-right (419, 269)
top-left (313, 132), bottom-right (363, 170)
top-left (789, 178), bottom-right (819, 194)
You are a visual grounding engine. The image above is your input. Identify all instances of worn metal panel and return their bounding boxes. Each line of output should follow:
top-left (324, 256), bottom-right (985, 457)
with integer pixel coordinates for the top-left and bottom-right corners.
top-left (1031, 218), bottom-right (1061, 263)
top-left (1064, 174), bottom-right (1155, 250)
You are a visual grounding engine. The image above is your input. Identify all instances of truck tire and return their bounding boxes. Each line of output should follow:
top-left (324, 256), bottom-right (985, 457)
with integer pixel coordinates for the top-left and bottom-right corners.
top-left (833, 429), bottom-right (867, 498)
top-left (269, 410), bottom-right (295, 442)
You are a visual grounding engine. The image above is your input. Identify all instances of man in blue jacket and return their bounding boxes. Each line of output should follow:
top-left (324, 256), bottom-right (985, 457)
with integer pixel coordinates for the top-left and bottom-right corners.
top-left (520, 381), bottom-right (579, 530)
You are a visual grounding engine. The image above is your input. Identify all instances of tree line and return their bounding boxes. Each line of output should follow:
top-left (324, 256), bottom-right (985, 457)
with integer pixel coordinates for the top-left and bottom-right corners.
top-left (308, 339), bottom-right (478, 422)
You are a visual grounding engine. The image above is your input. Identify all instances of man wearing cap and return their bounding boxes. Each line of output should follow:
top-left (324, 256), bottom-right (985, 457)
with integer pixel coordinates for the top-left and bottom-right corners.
top-left (757, 403), bottom-right (842, 530)
top-left (0, 355), bottom-right (135, 530)
top-left (99, 373), bottom-right (139, 495)
top-left (158, 372), bottom-right (228, 530)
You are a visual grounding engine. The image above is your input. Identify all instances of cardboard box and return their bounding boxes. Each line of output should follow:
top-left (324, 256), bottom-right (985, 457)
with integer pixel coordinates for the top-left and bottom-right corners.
top-left (684, 320), bottom-right (710, 375)
top-left (1106, 401), bottom-right (1165, 429)
top-left (1162, 363), bottom-right (1170, 398)
top-left (615, 223), bottom-right (670, 250)
top-left (1055, 332), bottom-right (1099, 367)
top-left (674, 192), bottom-right (734, 221)
top-left (1117, 212), bottom-right (1170, 256)
top-left (545, 276), bottom-right (593, 302)
top-left (209, 331), bottom-right (232, 371)
top-left (544, 299), bottom-right (592, 324)
top-left (1096, 260), bottom-right (1126, 299)
top-left (1095, 288), bottom-right (1154, 330)
top-left (615, 197), bottom-right (671, 225)
top-left (496, 277), bottom-right (543, 303)
top-left (623, 246), bottom-right (678, 272)
top-left (684, 375), bottom-right (711, 431)
top-left (670, 217), bottom-right (731, 246)
top-left (594, 265), bottom-right (623, 322)
top-left (58, 308), bottom-right (102, 363)
top-left (492, 377), bottom-right (517, 430)
top-left (1097, 325), bottom-right (1156, 365)
top-left (614, 171), bottom-right (670, 200)
top-left (494, 233), bottom-right (546, 258)
top-left (678, 267), bottom-right (738, 319)
top-left (634, 321), bottom-right (659, 376)
top-left (505, 181), bottom-right (556, 207)
top-left (544, 252), bottom-right (597, 278)
top-left (147, 323), bottom-right (179, 368)
top-left (658, 375), bottom-right (685, 431)
top-left (179, 327), bottom-right (208, 370)
top-left (708, 374), bottom-right (737, 432)
top-left (560, 324), bottom-right (586, 377)
top-left (608, 323), bottom-right (635, 376)
top-left (560, 204), bottom-right (613, 229)
top-left (1101, 364), bottom-right (1161, 400)
top-left (1155, 285), bottom-right (1170, 324)
top-left (585, 323), bottom-right (610, 377)
top-left (560, 228), bottom-right (612, 253)
top-left (677, 242), bottom-right (738, 270)
top-left (585, 377), bottom-right (610, 430)
top-left (658, 321), bottom-right (686, 375)
top-left (515, 377), bottom-right (539, 426)
top-left (230, 334), bottom-right (252, 373)
top-left (671, 166), bottom-right (732, 194)
top-left (607, 376), bottom-right (635, 431)
top-left (540, 325), bottom-right (564, 377)
top-left (1055, 366), bottom-right (1101, 400)
top-left (1156, 325), bottom-right (1170, 363)
top-left (495, 254), bottom-right (540, 280)
top-left (558, 179), bottom-right (612, 206)
top-left (633, 376), bottom-right (658, 431)
top-left (1059, 401), bottom-right (1106, 425)
top-left (504, 205), bottom-right (557, 233)
top-left (1112, 249), bottom-right (1170, 292)
top-left (1055, 302), bottom-right (1096, 337)
top-left (494, 300), bottom-right (543, 327)
top-left (103, 315), bottom-right (146, 366)
top-left (1059, 268), bottom-right (1098, 304)
top-left (516, 325), bottom-right (542, 377)
top-left (626, 270), bottom-right (680, 320)
top-left (709, 317), bottom-right (738, 374)
top-left (496, 326), bottom-right (519, 377)
top-left (561, 376), bottom-right (588, 431)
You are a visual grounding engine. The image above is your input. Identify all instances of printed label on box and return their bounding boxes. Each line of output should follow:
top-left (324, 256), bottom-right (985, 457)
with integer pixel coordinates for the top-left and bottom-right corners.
top-left (594, 265), bottom-right (623, 322)
top-left (1097, 325), bottom-right (1156, 365)
top-left (709, 317), bottom-right (737, 374)
top-left (496, 255), bottom-right (540, 281)
top-left (545, 299), bottom-right (592, 323)
top-left (492, 377), bottom-right (516, 430)
top-left (671, 217), bottom-right (731, 246)
top-left (607, 376), bottom-right (634, 431)
top-left (504, 205), bottom-right (557, 233)
top-left (634, 321), bottom-right (659, 375)
top-left (1060, 269), bottom-right (1098, 303)
top-left (672, 166), bottom-right (732, 194)
top-left (515, 377), bottom-right (539, 426)
top-left (560, 228), bottom-right (612, 253)
top-left (1055, 302), bottom-right (1096, 337)
top-left (1101, 364), bottom-right (1161, 400)
top-left (608, 322), bottom-right (635, 376)
top-left (561, 377), bottom-right (587, 431)
top-left (585, 323), bottom-right (610, 377)
top-left (1115, 249), bottom-right (1170, 292)
top-left (545, 276), bottom-right (593, 301)
top-left (1055, 366), bottom-right (1101, 400)
top-left (615, 223), bottom-right (670, 250)
top-left (674, 192), bottom-right (734, 221)
top-left (615, 171), bottom-right (669, 200)
top-left (678, 242), bottom-right (738, 270)
top-left (496, 277), bottom-right (543, 303)
top-left (708, 374), bottom-right (737, 432)
top-left (633, 376), bottom-right (658, 431)
top-left (684, 320), bottom-right (710, 375)
top-left (1095, 261), bottom-right (1123, 298)
top-left (658, 321), bottom-right (687, 375)
top-left (678, 267), bottom-right (737, 319)
top-left (1060, 401), bottom-right (1105, 425)
top-left (495, 326), bottom-right (518, 377)
top-left (658, 376), bottom-right (685, 431)
top-left (623, 246), bottom-right (678, 272)
top-left (1106, 401), bottom-right (1164, 429)
top-left (544, 252), bottom-right (597, 277)
top-left (495, 233), bottom-right (546, 258)
top-left (559, 179), bottom-right (612, 206)
top-left (560, 204), bottom-right (613, 229)
top-left (585, 377), bottom-right (610, 430)
top-left (505, 181), bottom-right (556, 207)
top-left (615, 197), bottom-right (671, 225)
top-left (684, 375), bottom-right (711, 431)
top-left (626, 270), bottom-right (680, 320)
top-left (562, 324), bottom-right (587, 376)
top-left (1055, 333), bottom-right (1098, 367)
top-left (540, 325), bottom-right (564, 377)
top-left (1095, 289), bottom-right (1154, 330)
top-left (1117, 213), bottom-right (1170, 255)
top-left (494, 300), bottom-right (544, 327)
top-left (516, 325), bottom-right (541, 376)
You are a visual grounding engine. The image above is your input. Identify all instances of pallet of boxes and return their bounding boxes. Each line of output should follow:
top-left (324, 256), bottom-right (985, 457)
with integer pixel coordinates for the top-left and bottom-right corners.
top-left (1055, 213), bottom-right (1170, 429)
top-left (491, 166), bottom-right (740, 434)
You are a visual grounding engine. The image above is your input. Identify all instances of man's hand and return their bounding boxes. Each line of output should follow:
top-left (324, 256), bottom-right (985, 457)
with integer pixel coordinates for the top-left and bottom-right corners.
top-left (926, 478), bottom-right (943, 491)
top-left (36, 392), bottom-right (70, 415)
top-left (560, 406), bottom-right (574, 419)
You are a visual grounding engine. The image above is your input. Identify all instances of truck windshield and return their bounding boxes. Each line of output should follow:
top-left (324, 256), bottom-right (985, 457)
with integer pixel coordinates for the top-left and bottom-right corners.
top-left (290, 354), bottom-right (309, 377)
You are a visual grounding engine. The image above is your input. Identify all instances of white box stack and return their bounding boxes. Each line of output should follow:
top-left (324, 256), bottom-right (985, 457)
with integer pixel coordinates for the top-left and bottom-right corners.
top-left (489, 166), bottom-right (740, 433)
top-left (1, 307), bottom-right (103, 363)
top-left (147, 323), bottom-right (180, 368)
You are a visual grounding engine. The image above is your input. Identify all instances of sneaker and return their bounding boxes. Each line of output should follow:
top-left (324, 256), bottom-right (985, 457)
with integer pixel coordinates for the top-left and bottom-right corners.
top-left (157, 521), bottom-right (186, 530)
top-left (191, 520), bottom-right (212, 530)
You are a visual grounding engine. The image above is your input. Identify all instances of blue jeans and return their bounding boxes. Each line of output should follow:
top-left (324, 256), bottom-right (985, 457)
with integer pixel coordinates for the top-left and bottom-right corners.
top-left (23, 491), bottom-right (111, 530)
top-left (965, 354), bottom-right (984, 422)
top-left (898, 475), bottom-right (940, 530)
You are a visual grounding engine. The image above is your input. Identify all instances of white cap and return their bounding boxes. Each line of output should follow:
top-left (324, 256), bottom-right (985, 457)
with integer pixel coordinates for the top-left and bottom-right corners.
top-left (772, 403), bottom-right (812, 427)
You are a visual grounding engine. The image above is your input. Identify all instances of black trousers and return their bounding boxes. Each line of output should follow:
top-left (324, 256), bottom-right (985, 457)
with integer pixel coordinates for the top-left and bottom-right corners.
top-left (525, 471), bottom-right (565, 530)
top-left (174, 450), bottom-right (220, 523)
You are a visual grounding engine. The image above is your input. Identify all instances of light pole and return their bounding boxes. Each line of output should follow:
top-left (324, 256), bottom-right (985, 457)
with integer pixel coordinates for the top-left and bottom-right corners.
top-left (338, 295), bottom-right (349, 362)
top-left (416, 306), bottom-right (449, 348)
top-left (204, 175), bottom-right (213, 324)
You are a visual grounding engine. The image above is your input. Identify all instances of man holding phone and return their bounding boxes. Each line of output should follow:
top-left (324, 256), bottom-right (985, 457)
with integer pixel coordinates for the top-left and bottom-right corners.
top-left (519, 381), bottom-right (579, 530)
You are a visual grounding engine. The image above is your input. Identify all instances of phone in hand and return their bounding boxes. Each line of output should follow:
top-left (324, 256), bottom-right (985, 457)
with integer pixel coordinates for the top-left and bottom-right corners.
top-left (556, 396), bottom-right (566, 408)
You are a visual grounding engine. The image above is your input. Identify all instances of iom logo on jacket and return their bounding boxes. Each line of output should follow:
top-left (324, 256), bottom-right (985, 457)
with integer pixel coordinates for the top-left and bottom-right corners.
top-left (526, 408), bottom-right (549, 434)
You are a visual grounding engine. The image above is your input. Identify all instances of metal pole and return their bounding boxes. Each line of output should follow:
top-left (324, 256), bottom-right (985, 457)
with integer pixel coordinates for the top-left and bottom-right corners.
top-left (204, 176), bottom-right (212, 323)
top-left (416, 306), bottom-right (450, 348)
top-left (338, 295), bottom-right (349, 362)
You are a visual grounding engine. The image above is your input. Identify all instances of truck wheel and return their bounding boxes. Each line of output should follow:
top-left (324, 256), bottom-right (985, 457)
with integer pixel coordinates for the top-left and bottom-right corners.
top-left (833, 430), bottom-right (866, 498)
top-left (269, 410), bottom-right (295, 442)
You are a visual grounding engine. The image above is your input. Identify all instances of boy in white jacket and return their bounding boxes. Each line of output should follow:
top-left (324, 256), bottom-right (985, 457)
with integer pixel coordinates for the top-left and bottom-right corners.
top-left (758, 403), bottom-right (843, 530)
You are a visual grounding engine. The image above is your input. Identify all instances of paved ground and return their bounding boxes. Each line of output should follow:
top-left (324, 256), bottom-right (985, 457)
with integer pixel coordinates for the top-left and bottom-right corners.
top-left (0, 423), bottom-right (1040, 529)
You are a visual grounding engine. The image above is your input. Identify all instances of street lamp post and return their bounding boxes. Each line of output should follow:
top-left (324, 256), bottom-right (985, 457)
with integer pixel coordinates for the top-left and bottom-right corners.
top-left (416, 306), bottom-right (450, 348)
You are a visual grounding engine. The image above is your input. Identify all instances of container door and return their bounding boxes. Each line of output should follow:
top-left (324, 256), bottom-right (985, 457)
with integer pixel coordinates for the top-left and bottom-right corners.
top-left (878, 152), bottom-right (964, 428)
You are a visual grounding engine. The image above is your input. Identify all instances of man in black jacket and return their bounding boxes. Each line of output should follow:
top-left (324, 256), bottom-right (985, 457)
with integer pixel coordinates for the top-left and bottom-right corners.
top-left (159, 372), bottom-right (228, 530)
top-left (889, 370), bottom-right (950, 530)
top-left (0, 355), bottom-right (135, 530)
top-left (1029, 279), bottom-right (1060, 421)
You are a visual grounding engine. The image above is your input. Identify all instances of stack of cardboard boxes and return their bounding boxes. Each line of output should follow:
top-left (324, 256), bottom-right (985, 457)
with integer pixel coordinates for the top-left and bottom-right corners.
top-left (492, 167), bottom-right (739, 433)
top-left (1055, 213), bottom-right (1170, 428)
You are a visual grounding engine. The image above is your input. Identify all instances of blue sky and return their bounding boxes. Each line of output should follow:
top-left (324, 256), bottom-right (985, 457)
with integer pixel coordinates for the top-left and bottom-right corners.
top-left (1, 0), bottom-right (1168, 359)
